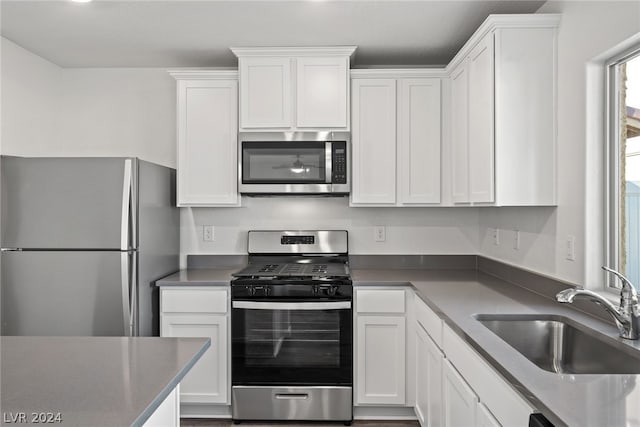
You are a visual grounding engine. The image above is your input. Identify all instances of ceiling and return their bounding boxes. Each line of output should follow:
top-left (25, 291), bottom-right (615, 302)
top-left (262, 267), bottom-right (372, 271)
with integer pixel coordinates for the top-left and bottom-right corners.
top-left (1, 0), bottom-right (546, 68)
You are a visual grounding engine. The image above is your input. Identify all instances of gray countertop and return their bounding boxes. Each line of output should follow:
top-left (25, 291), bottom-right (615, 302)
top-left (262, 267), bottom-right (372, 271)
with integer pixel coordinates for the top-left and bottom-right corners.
top-left (353, 269), bottom-right (640, 427)
top-left (156, 268), bottom-right (239, 286)
top-left (155, 266), bottom-right (640, 426)
top-left (1, 336), bottom-right (210, 427)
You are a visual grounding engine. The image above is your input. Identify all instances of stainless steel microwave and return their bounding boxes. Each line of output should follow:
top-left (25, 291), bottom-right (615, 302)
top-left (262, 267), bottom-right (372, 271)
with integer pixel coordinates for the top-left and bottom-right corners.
top-left (239, 132), bottom-right (350, 195)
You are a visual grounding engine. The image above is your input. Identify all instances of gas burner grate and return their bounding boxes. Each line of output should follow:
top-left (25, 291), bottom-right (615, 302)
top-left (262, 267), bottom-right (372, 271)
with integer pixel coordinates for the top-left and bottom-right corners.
top-left (283, 264), bottom-right (302, 273)
top-left (310, 265), bottom-right (328, 274)
top-left (258, 264), bottom-right (280, 273)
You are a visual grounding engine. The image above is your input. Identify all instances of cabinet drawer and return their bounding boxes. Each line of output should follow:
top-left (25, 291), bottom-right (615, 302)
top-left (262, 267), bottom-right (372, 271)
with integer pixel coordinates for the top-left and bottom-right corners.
top-left (443, 324), bottom-right (533, 427)
top-left (415, 296), bottom-right (443, 348)
top-left (356, 289), bottom-right (405, 313)
top-left (161, 288), bottom-right (228, 314)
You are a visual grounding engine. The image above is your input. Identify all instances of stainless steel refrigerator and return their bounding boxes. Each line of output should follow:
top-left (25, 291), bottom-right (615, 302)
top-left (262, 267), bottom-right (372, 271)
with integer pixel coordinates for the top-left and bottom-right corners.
top-left (1, 156), bottom-right (179, 336)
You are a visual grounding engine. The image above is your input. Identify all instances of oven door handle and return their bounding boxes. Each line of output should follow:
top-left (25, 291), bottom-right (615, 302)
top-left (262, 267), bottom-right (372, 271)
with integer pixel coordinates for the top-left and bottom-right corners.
top-left (232, 301), bottom-right (351, 310)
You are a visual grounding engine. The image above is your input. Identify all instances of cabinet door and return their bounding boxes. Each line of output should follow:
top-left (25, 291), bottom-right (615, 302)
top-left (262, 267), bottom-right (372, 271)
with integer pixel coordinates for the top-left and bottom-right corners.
top-left (296, 56), bottom-right (349, 128)
top-left (176, 79), bottom-right (239, 206)
top-left (443, 360), bottom-right (478, 427)
top-left (467, 33), bottom-right (495, 203)
top-left (239, 57), bottom-right (292, 128)
top-left (161, 314), bottom-right (228, 405)
top-left (450, 62), bottom-right (470, 204)
top-left (351, 79), bottom-right (397, 205)
top-left (477, 402), bottom-right (502, 427)
top-left (398, 78), bottom-right (441, 205)
top-left (143, 385), bottom-right (179, 427)
top-left (415, 325), bottom-right (443, 427)
top-left (356, 315), bottom-right (406, 405)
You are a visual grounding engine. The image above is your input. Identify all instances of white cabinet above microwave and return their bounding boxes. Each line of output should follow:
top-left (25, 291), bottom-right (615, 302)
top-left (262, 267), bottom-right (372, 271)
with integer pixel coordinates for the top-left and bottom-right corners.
top-left (231, 47), bottom-right (356, 132)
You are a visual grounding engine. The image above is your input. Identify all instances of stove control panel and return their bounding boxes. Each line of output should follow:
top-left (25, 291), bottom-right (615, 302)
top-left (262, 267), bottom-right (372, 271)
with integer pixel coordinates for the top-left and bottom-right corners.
top-left (313, 285), bottom-right (339, 297)
top-left (231, 281), bottom-right (352, 300)
top-left (245, 285), bottom-right (272, 297)
top-left (281, 235), bottom-right (315, 245)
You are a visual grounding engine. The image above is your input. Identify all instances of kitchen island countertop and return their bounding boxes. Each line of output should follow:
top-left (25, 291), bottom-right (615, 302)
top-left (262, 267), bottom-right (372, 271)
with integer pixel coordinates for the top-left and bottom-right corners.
top-left (1, 336), bottom-right (210, 426)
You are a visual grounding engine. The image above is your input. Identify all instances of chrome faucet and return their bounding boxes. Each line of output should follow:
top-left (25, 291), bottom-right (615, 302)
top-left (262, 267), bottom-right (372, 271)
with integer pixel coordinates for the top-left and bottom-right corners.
top-left (555, 266), bottom-right (640, 340)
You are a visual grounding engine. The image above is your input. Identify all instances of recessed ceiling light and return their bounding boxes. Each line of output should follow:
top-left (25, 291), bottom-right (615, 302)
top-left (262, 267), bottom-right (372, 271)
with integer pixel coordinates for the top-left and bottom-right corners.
top-left (71, 0), bottom-right (93, 3)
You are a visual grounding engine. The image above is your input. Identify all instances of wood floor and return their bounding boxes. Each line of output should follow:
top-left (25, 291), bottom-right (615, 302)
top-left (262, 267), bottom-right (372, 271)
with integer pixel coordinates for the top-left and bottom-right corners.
top-left (181, 420), bottom-right (419, 427)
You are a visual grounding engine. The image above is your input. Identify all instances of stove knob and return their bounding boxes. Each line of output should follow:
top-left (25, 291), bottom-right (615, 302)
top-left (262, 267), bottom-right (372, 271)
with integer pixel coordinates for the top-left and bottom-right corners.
top-left (264, 286), bottom-right (272, 297)
top-left (246, 285), bottom-right (256, 297)
top-left (312, 285), bottom-right (319, 296)
top-left (328, 286), bottom-right (338, 296)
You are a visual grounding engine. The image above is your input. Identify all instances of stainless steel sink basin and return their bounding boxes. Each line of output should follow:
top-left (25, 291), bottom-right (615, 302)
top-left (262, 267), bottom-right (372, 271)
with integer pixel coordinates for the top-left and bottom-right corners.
top-left (475, 314), bottom-right (640, 374)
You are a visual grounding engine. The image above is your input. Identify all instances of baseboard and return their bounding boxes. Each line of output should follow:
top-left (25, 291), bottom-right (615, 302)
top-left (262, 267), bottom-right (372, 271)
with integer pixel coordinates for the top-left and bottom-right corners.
top-left (180, 403), bottom-right (232, 418)
top-left (353, 406), bottom-right (417, 420)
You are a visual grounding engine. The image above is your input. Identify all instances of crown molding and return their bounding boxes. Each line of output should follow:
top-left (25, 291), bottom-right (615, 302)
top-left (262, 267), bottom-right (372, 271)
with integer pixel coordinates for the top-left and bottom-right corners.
top-left (350, 68), bottom-right (447, 79)
top-left (446, 14), bottom-right (561, 72)
top-left (168, 69), bottom-right (238, 80)
top-left (230, 46), bottom-right (357, 58)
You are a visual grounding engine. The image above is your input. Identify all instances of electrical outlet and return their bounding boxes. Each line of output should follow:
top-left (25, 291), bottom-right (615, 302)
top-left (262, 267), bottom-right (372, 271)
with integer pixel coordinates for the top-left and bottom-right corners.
top-left (374, 226), bottom-right (386, 242)
top-left (492, 228), bottom-right (500, 245)
top-left (203, 225), bottom-right (215, 242)
top-left (566, 235), bottom-right (575, 261)
top-left (514, 230), bottom-right (520, 250)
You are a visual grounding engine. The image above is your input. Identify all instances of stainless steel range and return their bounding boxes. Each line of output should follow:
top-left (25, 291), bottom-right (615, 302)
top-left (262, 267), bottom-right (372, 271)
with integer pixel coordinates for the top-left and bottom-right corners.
top-left (231, 230), bottom-right (352, 424)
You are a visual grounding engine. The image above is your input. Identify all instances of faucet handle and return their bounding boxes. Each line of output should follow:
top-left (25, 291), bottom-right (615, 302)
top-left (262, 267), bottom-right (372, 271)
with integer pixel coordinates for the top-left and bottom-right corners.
top-left (602, 266), bottom-right (638, 296)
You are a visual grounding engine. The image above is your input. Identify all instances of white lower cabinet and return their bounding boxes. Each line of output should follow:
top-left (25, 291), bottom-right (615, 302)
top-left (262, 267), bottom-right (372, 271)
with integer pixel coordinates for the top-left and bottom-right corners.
top-left (355, 288), bottom-right (407, 406)
top-left (160, 288), bottom-right (230, 408)
top-left (477, 402), bottom-right (502, 427)
top-left (414, 294), bottom-right (533, 427)
top-left (443, 360), bottom-right (478, 427)
top-left (415, 323), bottom-right (443, 427)
top-left (143, 385), bottom-right (180, 427)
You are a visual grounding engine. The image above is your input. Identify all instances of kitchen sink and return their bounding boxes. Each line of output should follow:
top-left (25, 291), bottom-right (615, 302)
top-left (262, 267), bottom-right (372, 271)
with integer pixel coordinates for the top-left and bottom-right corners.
top-left (475, 314), bottom-right (640, 374)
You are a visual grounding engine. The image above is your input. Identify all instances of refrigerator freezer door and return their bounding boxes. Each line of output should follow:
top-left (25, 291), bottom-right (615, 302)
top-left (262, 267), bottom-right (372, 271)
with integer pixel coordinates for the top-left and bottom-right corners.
top-left (1, 251), bottom-right (132, 336)
top-left (1, 157), bottom-right (134, 250)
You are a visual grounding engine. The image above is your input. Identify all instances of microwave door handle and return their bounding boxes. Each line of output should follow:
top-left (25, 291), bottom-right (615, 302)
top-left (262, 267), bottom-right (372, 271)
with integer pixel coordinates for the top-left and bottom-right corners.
top-left (325, 142), bottom-right (332, 184)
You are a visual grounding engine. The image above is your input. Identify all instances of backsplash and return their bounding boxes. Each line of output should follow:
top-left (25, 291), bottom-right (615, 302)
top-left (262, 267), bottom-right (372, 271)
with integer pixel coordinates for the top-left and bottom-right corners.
top-left (180, 197), bottom-right (480, 264)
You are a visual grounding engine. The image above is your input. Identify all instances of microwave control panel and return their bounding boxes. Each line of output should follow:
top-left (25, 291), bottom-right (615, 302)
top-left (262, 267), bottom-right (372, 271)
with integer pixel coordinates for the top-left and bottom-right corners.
top-left (332, 141), bottom-right (347, 184)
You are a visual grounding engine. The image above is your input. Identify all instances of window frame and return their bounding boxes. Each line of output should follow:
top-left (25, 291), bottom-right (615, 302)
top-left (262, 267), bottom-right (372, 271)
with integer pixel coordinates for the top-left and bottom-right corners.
top-left (605, 45), bottom-right (640, 290)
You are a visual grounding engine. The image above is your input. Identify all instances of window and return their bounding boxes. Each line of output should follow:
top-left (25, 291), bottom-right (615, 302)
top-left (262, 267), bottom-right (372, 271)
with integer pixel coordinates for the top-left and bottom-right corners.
top-left (607, 48), bottom-right (640, 289)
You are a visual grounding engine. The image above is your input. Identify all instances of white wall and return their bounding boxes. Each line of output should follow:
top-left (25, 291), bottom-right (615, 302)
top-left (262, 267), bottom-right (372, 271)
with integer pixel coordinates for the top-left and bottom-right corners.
top-left (479, 1), bottom-right (640, 287)
top-left (1, 38), bottom-right (176, 168)
top-left (1, 38), bottom-right (61, 155)
top-left (181, 198), bottom-right (480, 256)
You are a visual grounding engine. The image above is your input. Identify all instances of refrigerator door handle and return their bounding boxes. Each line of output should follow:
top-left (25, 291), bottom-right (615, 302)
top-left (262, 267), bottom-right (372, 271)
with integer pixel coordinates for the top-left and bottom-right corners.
top-left (130, 251), bottom-right (137, 336)
top-left (121, 159), bottom-right (133, 251)
top-left (121, 252), bottom-right (132, 336)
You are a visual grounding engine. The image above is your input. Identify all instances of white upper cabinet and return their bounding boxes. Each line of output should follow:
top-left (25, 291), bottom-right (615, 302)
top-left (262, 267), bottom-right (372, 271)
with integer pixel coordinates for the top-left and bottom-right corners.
top-left (351, 78), bottom-right (398, 205)
top-left (232, 47), bottom-right (355, 132)
top-left (239, 57), bottom-right (292, 129)
top-left (467, 34), bottom-right (495, 204)
top-left (450, 61), bottom-right (470, 204)
top-left (447, 14), bottom-right (559, 206)
top-left (398, 78), bottom-right (441, 205)
top-left (351, 70), bottom-right (444, 207)
top-left (170, 71), bottom-right (239, 207)
top-left (296, 56), bottom-right (349, 128)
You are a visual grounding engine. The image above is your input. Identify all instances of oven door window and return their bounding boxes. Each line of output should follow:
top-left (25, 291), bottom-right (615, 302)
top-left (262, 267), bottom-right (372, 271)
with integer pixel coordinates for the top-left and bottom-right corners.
top-left (242, 142), bottom-right (327, 184)
top-left (232, 305), bottom-right (352, 386)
